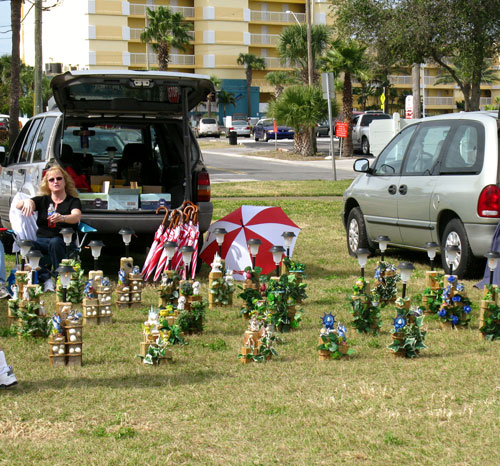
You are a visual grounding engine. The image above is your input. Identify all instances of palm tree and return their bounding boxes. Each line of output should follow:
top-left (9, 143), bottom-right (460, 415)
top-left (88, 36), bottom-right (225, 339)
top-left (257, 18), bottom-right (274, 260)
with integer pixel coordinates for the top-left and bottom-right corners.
top-left (140, 6), bottom-right (192, 71)
top-left (277, 24), bottom-right (330, 84)
top-left (435, 58), bottom-right (499, 112)
top-left (236, 53), bottom-right (266, 118)
top-left (265, 71), bottom-right (299, 99)
top-left (320, 39), bottom-right (370, 157)
top-left (9, 0), bottom-right (22, 146)
top-left (207, 75), bottom-right (222, 118)
top-left (269, 85), bottom-right (334, 156)
top-left (217, 90), bottom-right (236, 119)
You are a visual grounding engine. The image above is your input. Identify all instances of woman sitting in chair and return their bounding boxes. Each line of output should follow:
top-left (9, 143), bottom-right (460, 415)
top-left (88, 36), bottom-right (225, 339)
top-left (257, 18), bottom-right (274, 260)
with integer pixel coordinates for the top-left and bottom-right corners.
top-left (16, 165), bottom-right (82, 292)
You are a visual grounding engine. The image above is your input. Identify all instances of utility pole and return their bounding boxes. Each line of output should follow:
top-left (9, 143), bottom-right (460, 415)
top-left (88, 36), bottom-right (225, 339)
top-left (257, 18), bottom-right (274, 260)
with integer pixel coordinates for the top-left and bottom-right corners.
top-left (305, 0), bottom-right (313, 86)
top-left (34, 0), bottom-right (43, 114)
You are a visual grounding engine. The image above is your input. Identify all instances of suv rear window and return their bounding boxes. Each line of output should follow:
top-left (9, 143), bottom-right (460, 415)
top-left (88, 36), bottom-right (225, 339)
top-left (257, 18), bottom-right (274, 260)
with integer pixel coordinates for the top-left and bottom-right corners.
top-left (201, 118), bottom-right (216, 124)
top-left (361, 114), bottom-right (391, 126)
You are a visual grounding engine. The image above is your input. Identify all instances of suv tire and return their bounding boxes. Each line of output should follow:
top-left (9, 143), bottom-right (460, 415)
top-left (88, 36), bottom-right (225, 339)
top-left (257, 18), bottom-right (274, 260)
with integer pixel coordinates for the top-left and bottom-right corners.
top-left (441, 218), bottom-right (473, 278)
top-left (346, 207), bottom-right (372, 256)
top-left (361, 136), bottom-right (370, 156)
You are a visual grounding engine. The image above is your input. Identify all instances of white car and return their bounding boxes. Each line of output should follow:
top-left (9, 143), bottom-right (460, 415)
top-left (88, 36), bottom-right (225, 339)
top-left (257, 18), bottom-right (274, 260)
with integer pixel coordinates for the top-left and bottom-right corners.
top-left (196, 118), bottom-right (220, 138)
top-left (225, 120), bottom-right (251, 137)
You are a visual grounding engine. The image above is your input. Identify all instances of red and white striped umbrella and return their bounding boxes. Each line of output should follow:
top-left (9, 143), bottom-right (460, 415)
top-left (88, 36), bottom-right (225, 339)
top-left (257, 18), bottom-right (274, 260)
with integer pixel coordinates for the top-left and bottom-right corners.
top-left (152, 210), bottom-right (183, 281)
top-left (199, 205), bottom-right (300, 279)
top-left (141, 207), bottom-right (170, 281)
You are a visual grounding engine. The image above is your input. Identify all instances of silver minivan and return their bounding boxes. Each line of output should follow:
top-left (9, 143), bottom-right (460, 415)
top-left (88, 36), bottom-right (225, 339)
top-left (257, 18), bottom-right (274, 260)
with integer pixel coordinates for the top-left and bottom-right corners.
top-left (0, 70), bottom-right (214, 239)
top-left (343, 111), bottom-right (500, 277)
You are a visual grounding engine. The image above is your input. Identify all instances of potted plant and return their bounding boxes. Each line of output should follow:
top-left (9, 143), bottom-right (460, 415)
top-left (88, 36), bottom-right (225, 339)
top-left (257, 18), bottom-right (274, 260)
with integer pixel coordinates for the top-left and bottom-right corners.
top-left (238, 287), bottom-right (261, 318)
top-left (209, 276), bottom-right (235, 307)
top-left (317, 313), bottom-right (353, 360)
top-left (348, 277), bottom-right (381, 334)
top-left (388, 305), bottom-right (427, 358)
top-left (373, 261), bottom-right (400, 304)
top-left (438, 277), bottom-right (472, 329)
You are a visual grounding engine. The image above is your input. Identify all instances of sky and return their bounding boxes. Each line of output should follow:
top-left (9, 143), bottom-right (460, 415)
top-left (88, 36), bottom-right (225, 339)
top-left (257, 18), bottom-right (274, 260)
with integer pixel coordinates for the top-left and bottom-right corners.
top-left (0, 1), bottom-right (11, 56)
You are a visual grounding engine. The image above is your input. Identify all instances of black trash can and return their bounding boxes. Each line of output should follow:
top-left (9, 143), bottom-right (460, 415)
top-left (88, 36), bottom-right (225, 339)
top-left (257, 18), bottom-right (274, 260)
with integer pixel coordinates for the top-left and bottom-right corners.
top-left (228, 131), bottom-right (237, 145)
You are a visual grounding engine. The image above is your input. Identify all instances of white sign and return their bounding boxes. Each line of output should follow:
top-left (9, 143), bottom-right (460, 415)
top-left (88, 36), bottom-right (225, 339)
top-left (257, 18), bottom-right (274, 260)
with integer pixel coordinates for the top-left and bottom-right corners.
top-left (405, 95), bottom-right (414, 119)
top-left (321, 72), bottom-right (335, 100)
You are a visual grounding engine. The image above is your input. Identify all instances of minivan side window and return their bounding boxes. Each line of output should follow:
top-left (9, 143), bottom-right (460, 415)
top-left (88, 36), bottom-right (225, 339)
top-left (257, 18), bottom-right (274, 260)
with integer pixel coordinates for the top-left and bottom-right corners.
top-left (33, 117), bottom-right (57, 162)
top-left (440, 122), bottom-right (484, 174)
top-left (18, 118), bottom-right (42, 163)
top-left (373, 125), bottom-right (416, 175)
top-left (403, 123), bottom-right (451, 175)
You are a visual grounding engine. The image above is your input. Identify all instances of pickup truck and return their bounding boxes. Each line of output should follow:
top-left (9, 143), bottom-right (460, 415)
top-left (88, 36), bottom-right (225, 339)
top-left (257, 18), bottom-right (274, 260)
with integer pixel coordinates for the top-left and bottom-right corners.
top-left (351, 111), bottom-right (391, 155)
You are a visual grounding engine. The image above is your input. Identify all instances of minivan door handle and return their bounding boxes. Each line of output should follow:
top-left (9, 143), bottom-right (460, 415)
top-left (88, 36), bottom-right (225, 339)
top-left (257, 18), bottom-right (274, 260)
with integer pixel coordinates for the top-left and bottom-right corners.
top-left (388, 184), bottom-right (397, 195)
top-left (399, 184), bottom-right (408, 195)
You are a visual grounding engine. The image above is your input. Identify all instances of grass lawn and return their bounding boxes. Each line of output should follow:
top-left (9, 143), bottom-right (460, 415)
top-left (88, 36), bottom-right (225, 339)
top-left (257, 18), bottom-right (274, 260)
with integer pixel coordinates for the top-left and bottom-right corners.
top-left (1, 180), bottom-right (498, 465)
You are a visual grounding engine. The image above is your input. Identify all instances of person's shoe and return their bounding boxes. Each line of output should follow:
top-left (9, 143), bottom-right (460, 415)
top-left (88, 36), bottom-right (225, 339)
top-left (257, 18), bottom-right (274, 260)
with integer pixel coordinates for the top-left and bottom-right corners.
top-left (0, 366), bottom-right (17, 389)
top-left (0, 283), bottom-right (11, 299)
top-left (43, 278), bottom-right (56, 293)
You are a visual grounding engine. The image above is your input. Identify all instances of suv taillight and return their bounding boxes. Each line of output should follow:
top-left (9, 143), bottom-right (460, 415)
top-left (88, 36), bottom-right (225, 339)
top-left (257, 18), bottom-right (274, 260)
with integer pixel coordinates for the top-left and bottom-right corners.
top-left (478, 185), bottom-right (500, 217)
top-left (197, 171), bottom-right (211, 202)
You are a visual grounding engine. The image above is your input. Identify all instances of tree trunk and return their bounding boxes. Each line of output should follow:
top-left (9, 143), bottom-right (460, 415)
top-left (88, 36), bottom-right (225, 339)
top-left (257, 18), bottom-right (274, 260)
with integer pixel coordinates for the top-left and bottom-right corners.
top-left (463, 84), bottom-right (471, 112)
top-left (207, 95), bottom-right (212, 117)
top-left (294, 130), bottom-right (313, 156)
top-left (343, 72), bottom-right (353, 158)
top-left (158, 43), bottom-right (169, 71)
top-left (412, 64), bottom-right (421, 119)
top-left (9, 0), bottom-right (22, 147)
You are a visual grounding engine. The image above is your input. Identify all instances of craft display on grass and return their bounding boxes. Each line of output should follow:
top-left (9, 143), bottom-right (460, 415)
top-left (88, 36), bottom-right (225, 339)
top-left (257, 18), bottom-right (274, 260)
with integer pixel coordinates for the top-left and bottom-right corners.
top-left (176, 280), bottom-right (207, 334)
top-left (437, 275), bottom-right (472, 329)
top-left (317, 313), bottom-right (353, 360)
top-left (159, 270), bottom-right (180, 307)
top-left (8, 271), bottom-right (51, 338)
top-left (348, 249), bottom-right (382, 334)
top-left (116, 262), bottom-right (143, 309)
top-left (266, 274), bottom-right (305, 332)
top-left (348, 276), bottom-right (382, 335)
top-left (238, 313), bottom-right (278, 364)
top-left (388, 298), bottom-right (427, 358)
top-left (49, 306), bottom-right (83, 367)
top-left (478, 251), bottom-right (500, 340)
top-left (373, 261), bottom-right (401, 304)
top-left (139, 307), bottom-right (174, 365)
top-left (56, 259), bottom-right (85, 305)
top-left (238, 266), bottom-right (263, 319)
top-left (208, 255), bottom-right (235, 309)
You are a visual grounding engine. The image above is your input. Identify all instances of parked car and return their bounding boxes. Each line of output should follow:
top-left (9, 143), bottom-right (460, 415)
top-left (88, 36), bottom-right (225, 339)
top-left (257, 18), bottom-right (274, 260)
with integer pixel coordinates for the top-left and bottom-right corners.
top-left (0, 115), bottom-right (9, 131)
top-left (351, 111), bottom-right (392, 155)
top-left (316, 120), bottom-right (331, 137)
top-left (253, 118), bottom-right (294, 142)
top-left (0, 70), bottom-right (214, 239)
top-left (196, 118), bottom-right (220, 138)
top-left (343, 111), bottom-right (500, 277)
top-left (224, 120), bottom-right (251, 137)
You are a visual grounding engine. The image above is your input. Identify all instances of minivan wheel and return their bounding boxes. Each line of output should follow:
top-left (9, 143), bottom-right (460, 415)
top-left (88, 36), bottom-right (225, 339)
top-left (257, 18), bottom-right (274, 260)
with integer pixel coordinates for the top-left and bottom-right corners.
top-left (346, 207), bottom-right (372, 256)
top-left (441, 218), bottom-right (473, 278)
top-left (361, 137), bottom-right (370, 155)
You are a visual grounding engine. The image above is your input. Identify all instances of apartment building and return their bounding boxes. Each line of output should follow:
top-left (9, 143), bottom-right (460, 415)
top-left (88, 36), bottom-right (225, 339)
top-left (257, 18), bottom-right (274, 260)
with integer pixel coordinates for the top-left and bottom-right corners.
top-left (21, 1), bottom-right (500, 119)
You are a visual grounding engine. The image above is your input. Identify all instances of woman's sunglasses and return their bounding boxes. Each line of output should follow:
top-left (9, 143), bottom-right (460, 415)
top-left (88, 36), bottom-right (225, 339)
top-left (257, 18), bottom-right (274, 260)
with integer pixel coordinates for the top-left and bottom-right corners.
top-left (48, 176), bottom-right (63, 183)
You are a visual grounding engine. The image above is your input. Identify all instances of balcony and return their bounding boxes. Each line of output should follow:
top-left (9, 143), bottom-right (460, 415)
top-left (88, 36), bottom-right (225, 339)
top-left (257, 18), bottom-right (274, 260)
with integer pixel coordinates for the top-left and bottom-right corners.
top-left (130, 28), bottom-right (194, 41)
top-left (424, 97), bottom-right (454, 106)
top-left (480, 97), bottom-right (492, 107)
top-left (250, 10), bottom-right (305, 23)
top-left (389, 75), bottom-right (412, 86)
top-left (129, 53), bottom-right (195, 67)
top-left (129, 3), bottom-right (194, 18)
top-left (249, 33), bottom-right (280, 46)
top-left (262, 57), bottom-right (291, 68)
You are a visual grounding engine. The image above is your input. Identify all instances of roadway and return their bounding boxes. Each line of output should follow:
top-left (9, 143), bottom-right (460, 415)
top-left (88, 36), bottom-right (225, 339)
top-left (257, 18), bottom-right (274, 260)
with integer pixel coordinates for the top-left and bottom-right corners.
top-left (201, 137), bottom-right (359, 183)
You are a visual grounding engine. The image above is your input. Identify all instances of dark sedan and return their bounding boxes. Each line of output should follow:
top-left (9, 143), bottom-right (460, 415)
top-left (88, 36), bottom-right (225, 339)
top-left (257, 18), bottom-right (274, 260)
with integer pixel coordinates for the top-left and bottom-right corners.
top-left (253, 118), bottom-right (294, 142)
